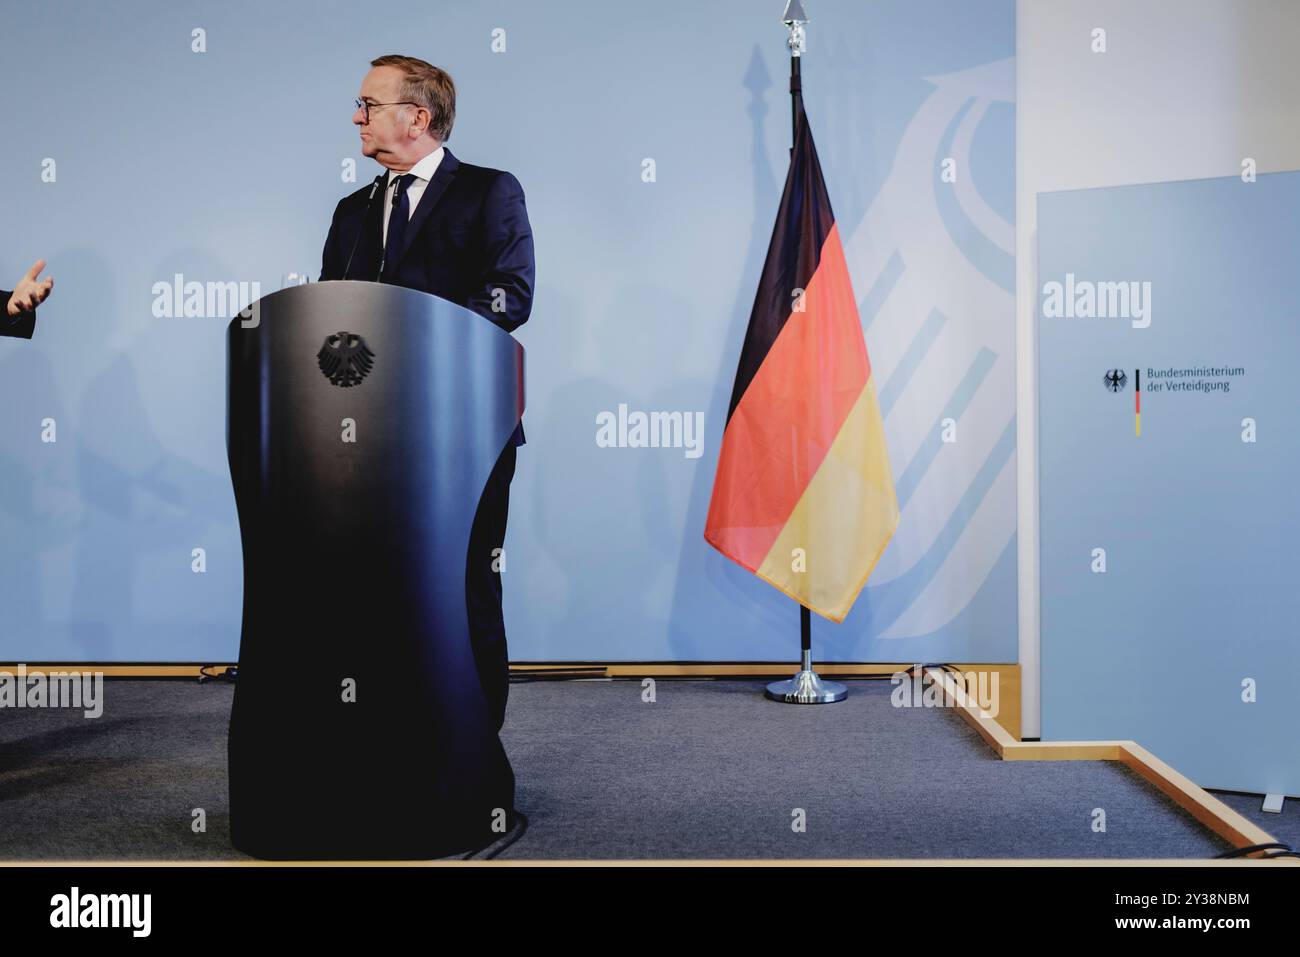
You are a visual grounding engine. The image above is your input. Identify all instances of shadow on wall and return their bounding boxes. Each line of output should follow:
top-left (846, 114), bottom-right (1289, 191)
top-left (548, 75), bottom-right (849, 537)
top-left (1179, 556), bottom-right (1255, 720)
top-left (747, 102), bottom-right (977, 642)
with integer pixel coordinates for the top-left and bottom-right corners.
top-left (0, 247), bottom-right (243, 660)
top-left (0, 283), bottom-right (76, 656)
top-left (664, 44), bottom-right (797, 661)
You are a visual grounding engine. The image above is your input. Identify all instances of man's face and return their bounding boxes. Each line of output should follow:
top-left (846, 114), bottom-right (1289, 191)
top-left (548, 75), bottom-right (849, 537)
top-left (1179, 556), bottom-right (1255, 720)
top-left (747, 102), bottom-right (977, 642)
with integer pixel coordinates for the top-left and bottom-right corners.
top-left (354, 66), bottom-right (416, 167)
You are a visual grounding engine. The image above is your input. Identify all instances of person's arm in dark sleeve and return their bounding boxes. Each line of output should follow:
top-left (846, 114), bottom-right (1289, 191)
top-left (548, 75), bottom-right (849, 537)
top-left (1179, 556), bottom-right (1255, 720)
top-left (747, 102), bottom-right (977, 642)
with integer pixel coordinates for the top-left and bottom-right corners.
top-left (465, 171), bottom-right (535, 334)
top-left (320, 202), bottom-right (344, 281)
top-left (1, 290), bottom-right (36, 339)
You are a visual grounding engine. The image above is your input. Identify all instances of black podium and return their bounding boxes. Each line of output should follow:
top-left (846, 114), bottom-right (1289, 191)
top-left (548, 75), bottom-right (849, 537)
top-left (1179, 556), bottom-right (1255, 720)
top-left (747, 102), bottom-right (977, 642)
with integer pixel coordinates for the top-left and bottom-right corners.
top-left (225, 281), bottom-right (524, 859)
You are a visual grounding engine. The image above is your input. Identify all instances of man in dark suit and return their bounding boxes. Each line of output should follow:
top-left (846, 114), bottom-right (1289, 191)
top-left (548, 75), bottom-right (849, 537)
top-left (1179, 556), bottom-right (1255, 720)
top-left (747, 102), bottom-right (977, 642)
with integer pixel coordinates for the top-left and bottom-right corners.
top-left (320, 55), bottom-right (534, 732)
top-left (2, 259), bottom-right (54, 339)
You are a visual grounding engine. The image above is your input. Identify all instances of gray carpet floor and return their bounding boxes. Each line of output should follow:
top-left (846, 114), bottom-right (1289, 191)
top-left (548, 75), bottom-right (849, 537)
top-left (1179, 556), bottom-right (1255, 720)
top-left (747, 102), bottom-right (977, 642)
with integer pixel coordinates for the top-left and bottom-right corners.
top-left (0, 677), bottom-right (1259, 861)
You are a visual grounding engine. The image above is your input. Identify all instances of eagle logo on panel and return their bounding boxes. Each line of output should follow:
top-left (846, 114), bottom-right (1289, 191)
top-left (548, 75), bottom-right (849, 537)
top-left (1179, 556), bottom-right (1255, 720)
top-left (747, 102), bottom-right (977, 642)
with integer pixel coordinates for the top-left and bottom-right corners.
top-left (317, 331), bottom-right (374, 387)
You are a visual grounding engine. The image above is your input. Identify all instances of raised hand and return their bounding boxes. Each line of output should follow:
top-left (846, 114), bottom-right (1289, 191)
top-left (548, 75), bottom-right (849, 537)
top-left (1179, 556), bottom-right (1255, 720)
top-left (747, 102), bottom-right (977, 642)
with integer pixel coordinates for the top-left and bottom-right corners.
top-left (7, 259), bottom-right (54, 316)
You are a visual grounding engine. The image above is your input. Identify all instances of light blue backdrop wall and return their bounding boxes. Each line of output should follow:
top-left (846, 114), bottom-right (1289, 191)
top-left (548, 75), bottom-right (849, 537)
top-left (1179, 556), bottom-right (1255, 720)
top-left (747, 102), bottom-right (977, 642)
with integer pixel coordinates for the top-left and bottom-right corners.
top-left (1038, 171), bottom-right (1300, 795)
top-left (0, 0), bottom-right (1016, 662)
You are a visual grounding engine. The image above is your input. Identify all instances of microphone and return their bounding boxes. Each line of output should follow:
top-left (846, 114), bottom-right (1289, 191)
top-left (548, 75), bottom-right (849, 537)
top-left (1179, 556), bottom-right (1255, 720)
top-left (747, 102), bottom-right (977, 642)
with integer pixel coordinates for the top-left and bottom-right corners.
top-left (342, 173), bottom-right (387, 281)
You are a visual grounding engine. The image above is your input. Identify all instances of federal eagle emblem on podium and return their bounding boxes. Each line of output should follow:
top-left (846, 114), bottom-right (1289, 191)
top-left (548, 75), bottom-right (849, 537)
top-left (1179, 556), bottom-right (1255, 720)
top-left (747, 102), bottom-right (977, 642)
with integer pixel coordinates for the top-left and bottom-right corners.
top-left (317, 331), bottom-right (375, 387)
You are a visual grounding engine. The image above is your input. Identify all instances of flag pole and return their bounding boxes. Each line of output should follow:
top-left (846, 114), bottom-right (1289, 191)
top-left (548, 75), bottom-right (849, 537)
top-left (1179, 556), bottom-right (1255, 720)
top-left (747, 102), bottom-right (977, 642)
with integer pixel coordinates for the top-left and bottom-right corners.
top-left (766, 0), bottom-right (847, 705)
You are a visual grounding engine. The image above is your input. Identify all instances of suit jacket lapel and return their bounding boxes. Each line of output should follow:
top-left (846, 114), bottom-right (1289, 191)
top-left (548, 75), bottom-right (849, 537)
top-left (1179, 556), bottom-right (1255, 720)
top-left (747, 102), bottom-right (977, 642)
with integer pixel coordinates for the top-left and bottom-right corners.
top-left (397, 148), bottom-right (460, 267)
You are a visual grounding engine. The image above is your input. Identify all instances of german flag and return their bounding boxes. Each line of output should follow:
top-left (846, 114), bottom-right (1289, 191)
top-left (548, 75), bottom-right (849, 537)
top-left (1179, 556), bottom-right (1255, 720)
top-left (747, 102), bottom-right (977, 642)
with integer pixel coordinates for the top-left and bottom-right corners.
top-left (704, 105), bottom-right (899, 623)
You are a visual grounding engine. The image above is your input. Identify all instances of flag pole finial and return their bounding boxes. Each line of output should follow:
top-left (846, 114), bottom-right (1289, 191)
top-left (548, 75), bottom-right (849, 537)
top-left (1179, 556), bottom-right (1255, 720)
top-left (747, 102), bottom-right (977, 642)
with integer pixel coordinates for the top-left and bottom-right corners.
top-left (783, 0), bottom-right (808, 57)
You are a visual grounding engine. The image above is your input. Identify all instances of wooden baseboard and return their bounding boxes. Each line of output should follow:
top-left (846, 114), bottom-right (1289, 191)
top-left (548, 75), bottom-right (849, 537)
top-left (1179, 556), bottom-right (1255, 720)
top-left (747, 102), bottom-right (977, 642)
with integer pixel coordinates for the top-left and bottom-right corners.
top-left (931, 667), bottom-right (1288, 860)
top-left (0, 663), bottom-right (236, 678)
top-left (1, 661), bottom-right (1022, 739)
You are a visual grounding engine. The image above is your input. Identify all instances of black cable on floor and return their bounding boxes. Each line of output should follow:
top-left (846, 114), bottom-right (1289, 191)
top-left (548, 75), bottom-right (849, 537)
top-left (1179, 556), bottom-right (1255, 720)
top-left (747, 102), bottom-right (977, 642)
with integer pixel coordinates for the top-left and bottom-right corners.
top-left (197, 664), bottom-right (237, 684)
top-left (1215, 841), bottom-right (1294, 859)
top-left (458, 810), bottom-right (529, 860)
top-left (481, 810), bottom-right (528, 859)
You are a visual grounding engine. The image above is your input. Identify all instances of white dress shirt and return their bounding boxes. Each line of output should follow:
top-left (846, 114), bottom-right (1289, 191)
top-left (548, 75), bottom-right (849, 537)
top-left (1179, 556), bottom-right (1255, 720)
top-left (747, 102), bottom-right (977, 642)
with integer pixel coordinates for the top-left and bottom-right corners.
top-left (381, 145), bottom-right (445, 250)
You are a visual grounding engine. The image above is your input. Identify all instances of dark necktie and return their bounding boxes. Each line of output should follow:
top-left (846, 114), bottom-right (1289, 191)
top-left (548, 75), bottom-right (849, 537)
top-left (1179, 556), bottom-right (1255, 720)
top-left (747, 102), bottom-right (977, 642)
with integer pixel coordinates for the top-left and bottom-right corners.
top-left (381, 172), bottom-right (418, 280)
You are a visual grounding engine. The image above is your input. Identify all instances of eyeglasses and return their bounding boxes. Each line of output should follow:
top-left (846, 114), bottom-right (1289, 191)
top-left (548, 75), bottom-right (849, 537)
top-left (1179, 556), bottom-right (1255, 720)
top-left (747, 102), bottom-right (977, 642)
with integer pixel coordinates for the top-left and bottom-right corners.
top-left (355, 98), bottom-right (420, 123)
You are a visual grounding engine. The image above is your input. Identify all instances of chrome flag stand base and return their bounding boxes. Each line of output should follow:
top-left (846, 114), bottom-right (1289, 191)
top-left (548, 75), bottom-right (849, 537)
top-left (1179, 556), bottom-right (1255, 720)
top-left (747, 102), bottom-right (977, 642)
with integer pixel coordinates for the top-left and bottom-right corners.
top-left (766, 648), bottom-right (847, 704)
